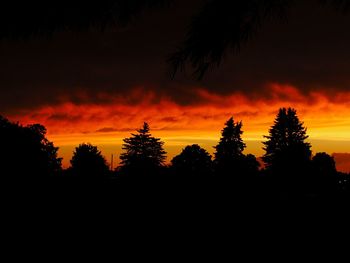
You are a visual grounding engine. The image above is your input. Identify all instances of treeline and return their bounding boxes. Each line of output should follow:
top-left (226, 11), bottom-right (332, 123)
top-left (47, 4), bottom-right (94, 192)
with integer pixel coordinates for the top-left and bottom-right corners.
top-left (0, 108), bottom-right (349, 199)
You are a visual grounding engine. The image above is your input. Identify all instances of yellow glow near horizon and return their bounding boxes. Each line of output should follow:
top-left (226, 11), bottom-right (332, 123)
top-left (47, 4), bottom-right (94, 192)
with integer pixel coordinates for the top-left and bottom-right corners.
top-left (48, 128), bottom-right (350, 171)
top-left (9, 84), bottom-right (350, 172)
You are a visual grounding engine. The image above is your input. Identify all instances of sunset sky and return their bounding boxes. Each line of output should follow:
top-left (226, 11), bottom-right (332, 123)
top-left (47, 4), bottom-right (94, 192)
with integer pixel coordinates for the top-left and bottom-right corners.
top-left (1, 0), bottom-right (350, 171)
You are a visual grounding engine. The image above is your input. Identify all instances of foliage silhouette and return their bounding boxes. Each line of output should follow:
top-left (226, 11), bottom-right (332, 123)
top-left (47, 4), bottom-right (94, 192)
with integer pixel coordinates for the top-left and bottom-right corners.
top-left (244, 153), bottom-right (260, 175)
top-left (0, 115), bottom-right (61, 179)
top-left (0, 112), bottom-right (349, 202)
top-left (263, 107), bottom-right (312, 193)
top-left (312, 152), bottom-right (336, 176)
top-left (70, 143), bottom-right (109, 178)
top-left (171, 144), bottom-right (212, 177)
top-left (169, 0), bottom-right (291, 79)
top-left (119, 122), bottom-right (166, 176)
top-left (311, 152), bottom-right (338, 194)
top-left (263, 108), bottom-right (311, 169)
top-left (214, 117), bottom-right (247, 175)
top-left (169, 0), bottom-right (350, 78)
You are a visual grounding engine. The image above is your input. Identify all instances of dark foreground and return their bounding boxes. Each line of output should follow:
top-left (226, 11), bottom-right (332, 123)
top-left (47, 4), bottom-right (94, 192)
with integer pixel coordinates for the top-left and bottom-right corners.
top-left (5, 172), bottom-right (349, 212)
top-left (2, 173), bottom-right (349, 258)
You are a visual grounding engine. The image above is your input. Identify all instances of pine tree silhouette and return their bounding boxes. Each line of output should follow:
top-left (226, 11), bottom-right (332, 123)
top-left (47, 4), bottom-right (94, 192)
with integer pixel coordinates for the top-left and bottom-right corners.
top-left (263, 108), bottom-right (312, 193)
top-left (214, 117), bottom-right (246, 176)
top-left (119, 122), bottom-right (166, 176)
top-left (263, 108), bottom-right (311, 169)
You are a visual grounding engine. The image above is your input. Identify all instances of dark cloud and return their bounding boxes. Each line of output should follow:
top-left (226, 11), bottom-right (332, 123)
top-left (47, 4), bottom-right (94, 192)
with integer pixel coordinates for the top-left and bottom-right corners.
top-left (160, 117), bottom-right (178, 123)
top-left (96, 127), bottom-right (118, 133)
top-left (1, 0), bottom-right (350, 113)
top-left (48, 113), bottom-right (81, 122)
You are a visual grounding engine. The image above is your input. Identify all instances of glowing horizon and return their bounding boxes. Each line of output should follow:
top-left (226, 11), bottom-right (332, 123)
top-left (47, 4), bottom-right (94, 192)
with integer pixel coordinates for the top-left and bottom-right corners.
top-left (7, 84), bottom-right (350, 172)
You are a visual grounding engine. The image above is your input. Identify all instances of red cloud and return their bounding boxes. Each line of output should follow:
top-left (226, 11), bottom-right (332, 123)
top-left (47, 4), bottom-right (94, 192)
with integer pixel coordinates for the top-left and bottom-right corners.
top-left (7, 84), bottom-right (350, 168)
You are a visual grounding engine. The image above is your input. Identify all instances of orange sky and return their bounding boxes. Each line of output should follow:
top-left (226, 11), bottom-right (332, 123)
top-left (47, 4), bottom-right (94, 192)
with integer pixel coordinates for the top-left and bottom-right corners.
top-left (9, 84), bottom-right (350, 172)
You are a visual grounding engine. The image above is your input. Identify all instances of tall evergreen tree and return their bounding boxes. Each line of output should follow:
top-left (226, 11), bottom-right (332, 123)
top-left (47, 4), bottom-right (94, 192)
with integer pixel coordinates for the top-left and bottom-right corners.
top-left (262, 108), bottom-right (312, 193)
top-left (119, 122), bottom-right (166, 175)
top-left (214, 117), bottom-right (246, 174)
top-left (263, 108), bottom-right (311, 171)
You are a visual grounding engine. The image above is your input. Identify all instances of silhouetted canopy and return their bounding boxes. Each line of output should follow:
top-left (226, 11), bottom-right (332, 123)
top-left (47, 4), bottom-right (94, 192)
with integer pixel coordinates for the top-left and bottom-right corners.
top-left (311, 152), bottom-right (339, 193)
top-left (0, 115), bottom-right (62, 178)
top-left (244, 154), bottom-right (260, 174)
top-left (312, 152), bottom-right (337, 176)
top-left (70, 143), bottom-right (109, 177)
top-left (171, 144), bottom-right (212, 176)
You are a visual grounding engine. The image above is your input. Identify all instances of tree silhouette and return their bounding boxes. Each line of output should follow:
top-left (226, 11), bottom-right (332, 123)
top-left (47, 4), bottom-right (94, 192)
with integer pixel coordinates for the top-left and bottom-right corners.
top-left (262, 108), bottom-right (311, 192)
top-left (312, 152), bottom-right (338, 194)
top-left (119, 122), bottom-right (166, 176)
top-left (312, 152), bottom-right (336, 176)
top-left (214, 117), bottom-right (246, 175)
top-left (0, 116), bottom-right (62, 179)
top-left (70, 143), bottom-right (109, 178)
top-left (244, 153), bottom-right (260, 175)
top-left (171, 144), bottom-right (212, 177)
top-left (27, 124), bottom-right (62, 175)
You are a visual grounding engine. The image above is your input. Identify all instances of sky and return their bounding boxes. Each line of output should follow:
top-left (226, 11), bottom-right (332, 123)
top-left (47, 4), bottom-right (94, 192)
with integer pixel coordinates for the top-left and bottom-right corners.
top-left (1, 0), bottom-right (350, 171)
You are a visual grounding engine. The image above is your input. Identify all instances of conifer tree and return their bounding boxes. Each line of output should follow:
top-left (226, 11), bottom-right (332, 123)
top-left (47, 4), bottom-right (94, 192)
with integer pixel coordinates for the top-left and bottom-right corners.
top-left (214, 117), bottom-right (246, 174)
top-left (119, 122), bottom-right (166, 175)
top-left (262, 108), bottom-right (311, 173)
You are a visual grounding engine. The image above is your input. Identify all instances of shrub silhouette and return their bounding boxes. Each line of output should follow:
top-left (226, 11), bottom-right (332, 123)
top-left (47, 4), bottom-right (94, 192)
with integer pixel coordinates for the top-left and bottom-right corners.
top-left (119, 122), bottom-right (166, 176)
top-left (171, 144), bottom-right (212, 177)
top-left (70, 143), bottom-right (109, 178)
